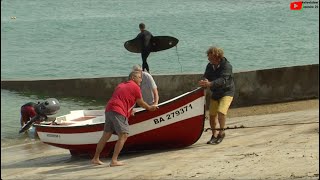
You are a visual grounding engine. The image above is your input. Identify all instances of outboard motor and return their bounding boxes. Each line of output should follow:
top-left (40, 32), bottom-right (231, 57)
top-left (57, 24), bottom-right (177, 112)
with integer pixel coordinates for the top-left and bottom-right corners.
top-left (19, 98), bottom-right (60, 134)
top-left (35, 98), bottom-right (60, 116)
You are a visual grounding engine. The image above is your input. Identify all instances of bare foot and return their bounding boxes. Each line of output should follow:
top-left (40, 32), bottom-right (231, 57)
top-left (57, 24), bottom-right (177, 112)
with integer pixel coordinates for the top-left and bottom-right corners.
top-left (110, 161), bottom-right (126, 167)
top-left (91, 159), bottom-right (104, 165)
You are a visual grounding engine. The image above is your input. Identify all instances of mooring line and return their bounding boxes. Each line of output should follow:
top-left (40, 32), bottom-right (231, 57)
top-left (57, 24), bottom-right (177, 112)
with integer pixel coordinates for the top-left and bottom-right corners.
top-left (204, 121), bottom-right (319, 132)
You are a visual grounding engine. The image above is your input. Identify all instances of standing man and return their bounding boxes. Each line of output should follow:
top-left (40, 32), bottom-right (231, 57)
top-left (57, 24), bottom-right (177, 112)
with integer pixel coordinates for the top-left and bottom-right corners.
top-left (91, 71), bottom-right (158, 167)
top-left (132, 64), bottom-right (159, 106)
top-left (136, 23), bottom-right (153, 72)
top-left (198, 46), bottom-right (235, 145)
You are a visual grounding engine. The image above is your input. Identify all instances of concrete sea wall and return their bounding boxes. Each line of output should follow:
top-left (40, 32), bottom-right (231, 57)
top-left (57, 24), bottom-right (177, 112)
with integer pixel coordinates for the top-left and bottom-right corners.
top-left (1, 64), bottom-right (318, 108)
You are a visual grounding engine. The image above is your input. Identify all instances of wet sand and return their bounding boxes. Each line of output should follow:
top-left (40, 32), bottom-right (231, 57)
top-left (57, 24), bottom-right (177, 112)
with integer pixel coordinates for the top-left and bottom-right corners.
top-left (1, 99), bottom-right (319, 179)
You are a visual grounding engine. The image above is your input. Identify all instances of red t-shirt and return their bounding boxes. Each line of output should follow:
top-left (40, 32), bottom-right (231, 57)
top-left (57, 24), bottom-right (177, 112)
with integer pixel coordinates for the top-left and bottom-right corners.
top-left (21, 106), bottom-right (37, 123)
top-left (105, 80), bottom-right (142, 118)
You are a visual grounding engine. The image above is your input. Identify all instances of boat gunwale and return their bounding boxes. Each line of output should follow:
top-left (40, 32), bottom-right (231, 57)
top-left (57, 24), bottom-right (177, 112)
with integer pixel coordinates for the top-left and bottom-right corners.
top-left (34, 87), bottom-right (204, 129)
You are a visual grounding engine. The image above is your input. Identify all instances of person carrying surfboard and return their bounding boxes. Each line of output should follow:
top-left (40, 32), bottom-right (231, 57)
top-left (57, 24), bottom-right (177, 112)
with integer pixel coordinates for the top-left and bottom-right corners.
top-left (136, 23), bottom-right (153, 72)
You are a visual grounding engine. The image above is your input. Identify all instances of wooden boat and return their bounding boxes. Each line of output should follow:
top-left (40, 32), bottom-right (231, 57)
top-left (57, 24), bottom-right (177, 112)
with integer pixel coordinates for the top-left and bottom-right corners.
top-left (34, 87), bottom-right (205, 157)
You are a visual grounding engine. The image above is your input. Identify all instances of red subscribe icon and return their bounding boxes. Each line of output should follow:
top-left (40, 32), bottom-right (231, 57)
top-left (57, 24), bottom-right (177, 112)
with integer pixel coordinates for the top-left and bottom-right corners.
top-left (290, 1), bottom-right (303, 10)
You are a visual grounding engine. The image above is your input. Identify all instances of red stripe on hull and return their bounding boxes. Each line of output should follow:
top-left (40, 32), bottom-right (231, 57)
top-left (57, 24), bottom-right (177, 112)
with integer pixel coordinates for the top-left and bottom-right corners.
top-left (36, 88), bottom-right (204, 134)
top-left (36, 124), bottom-right (104, 133)
top-left (43, 114), bottom-right (204, 157)
top-left (124, 114), bottom-right (204, 152)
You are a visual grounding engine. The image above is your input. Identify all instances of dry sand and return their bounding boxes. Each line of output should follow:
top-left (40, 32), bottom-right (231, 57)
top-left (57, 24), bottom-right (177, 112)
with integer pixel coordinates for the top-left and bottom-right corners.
top-left (1, 99), bottom-right (319, 180)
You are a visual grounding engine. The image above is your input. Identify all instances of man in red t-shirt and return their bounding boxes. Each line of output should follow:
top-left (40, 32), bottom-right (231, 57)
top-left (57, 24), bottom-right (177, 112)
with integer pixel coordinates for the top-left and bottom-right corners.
top-left (91, 71), bottom-right (158, 167)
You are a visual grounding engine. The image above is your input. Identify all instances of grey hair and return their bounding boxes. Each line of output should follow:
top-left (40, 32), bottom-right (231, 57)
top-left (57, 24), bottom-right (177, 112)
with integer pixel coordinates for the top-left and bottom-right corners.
top-left (132, 64), bottom-right (142, 71)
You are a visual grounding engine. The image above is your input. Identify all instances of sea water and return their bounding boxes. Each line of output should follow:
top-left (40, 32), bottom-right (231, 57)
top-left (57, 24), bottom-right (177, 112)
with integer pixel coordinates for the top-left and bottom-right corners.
top-left (1, 0), bottom-right (319, 147)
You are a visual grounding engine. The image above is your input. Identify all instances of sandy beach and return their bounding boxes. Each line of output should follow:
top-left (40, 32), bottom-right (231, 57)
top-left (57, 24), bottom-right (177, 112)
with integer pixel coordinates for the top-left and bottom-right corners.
top-left (1, 99), bottom-right (319, 180)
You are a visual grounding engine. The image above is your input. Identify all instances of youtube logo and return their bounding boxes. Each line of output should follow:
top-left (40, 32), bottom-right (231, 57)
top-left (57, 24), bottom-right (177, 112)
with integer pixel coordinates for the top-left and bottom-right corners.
top-left (290, 1), bottom-right (303, 10)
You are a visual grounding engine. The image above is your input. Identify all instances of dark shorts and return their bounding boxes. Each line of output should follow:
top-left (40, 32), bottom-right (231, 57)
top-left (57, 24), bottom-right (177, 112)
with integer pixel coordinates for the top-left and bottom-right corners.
top-left (104, 111), bottom-right (129, 135)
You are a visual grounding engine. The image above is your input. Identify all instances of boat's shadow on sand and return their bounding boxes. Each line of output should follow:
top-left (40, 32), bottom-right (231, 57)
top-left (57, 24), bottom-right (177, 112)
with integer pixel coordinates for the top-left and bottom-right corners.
top-left (2, 145), bottom-right (207, 174)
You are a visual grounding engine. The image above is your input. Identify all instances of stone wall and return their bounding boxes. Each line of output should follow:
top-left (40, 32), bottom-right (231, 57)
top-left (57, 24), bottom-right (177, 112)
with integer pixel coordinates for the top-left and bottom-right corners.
top-left (1, 64), bottom-right (318, 108)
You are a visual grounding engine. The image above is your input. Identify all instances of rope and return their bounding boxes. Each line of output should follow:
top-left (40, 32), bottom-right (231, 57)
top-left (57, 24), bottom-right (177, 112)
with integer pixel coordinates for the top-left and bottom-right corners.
top-left (204, 121), bottom-right (319, 132)
top-left (175, 45), bottom-right (182, 73)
